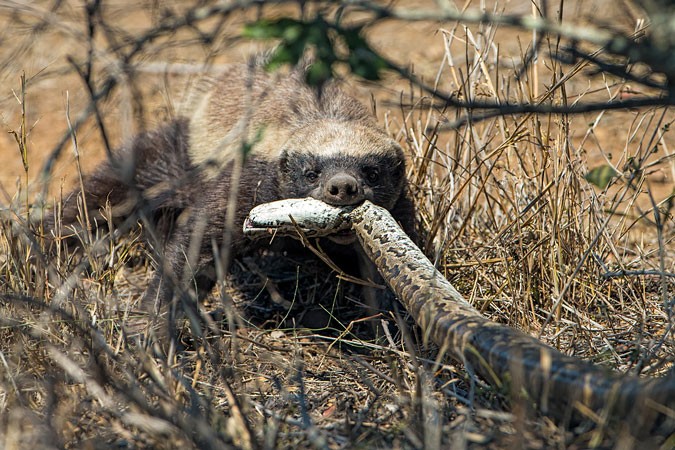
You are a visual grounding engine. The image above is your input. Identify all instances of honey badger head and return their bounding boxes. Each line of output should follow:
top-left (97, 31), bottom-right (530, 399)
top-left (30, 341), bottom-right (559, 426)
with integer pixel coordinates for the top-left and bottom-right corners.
top-left (186, 65), bottom-right (409, 243)
top-left (278, 119), bottom-right (406, 213)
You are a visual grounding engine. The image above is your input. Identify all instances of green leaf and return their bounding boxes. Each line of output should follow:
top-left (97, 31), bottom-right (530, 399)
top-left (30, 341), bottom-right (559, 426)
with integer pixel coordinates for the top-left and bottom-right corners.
top-left (342, 28), bottom-right (388, 80)
top-left (267, 43), bottom-right (304, 69)
top-left (305, 60), bottom-right (332, 86)
top-left (281, 24), bottom-right (304, 42)
top-left (243, 16), bottom-right (388, 83)
top-left (242, 20), bottom-right (280, 39)
top-left (243, 18), bottom-right (306, 41)
top-left (349, 48), bottom-right (388, 80)
top-left (585, 165), bottom-right (619, 189)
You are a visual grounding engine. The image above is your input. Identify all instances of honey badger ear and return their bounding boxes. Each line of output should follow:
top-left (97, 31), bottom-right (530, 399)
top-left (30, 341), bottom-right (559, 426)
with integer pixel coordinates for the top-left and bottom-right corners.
top-left (391, 143), bottom-right (407, 178)
top-left (318, 84), bottom-right (373, 121)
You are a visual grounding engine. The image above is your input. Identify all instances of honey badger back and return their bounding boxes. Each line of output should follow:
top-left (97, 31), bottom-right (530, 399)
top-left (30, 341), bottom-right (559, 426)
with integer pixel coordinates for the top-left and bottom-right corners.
top-left (53, 63), bottom-right (415, 335)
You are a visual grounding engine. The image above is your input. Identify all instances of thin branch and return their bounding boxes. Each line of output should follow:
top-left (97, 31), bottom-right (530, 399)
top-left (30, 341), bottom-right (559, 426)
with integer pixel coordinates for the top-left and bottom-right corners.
top-left (437, 96), bottom-right (670, 130)
top-left (348, 1), bottom-right (675, 95)
top-left (602, 269), bottom-right (675, 279)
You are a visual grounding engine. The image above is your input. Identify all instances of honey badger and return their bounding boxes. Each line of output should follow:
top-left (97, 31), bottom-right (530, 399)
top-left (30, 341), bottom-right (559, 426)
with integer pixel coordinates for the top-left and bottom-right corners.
top-left (52, 62), bottom-right (415, 335)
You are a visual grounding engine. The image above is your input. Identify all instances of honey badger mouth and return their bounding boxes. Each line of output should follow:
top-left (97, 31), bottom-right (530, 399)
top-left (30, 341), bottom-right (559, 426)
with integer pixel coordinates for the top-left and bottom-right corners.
top-left (326, 229), bottom-right (357, 245)
top-left (243, 198), bottom-right (354, 241)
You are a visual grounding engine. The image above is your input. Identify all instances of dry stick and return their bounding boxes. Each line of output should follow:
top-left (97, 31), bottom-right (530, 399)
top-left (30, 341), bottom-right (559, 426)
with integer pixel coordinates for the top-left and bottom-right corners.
top-left (65, 91), bottom-right (92, 245)
top-left (244, 198), bottom-right (675, 437)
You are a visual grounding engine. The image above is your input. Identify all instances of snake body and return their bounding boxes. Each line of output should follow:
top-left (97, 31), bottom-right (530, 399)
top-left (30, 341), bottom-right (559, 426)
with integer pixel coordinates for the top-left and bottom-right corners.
top-left (244, 198), bottom-right (675, 436)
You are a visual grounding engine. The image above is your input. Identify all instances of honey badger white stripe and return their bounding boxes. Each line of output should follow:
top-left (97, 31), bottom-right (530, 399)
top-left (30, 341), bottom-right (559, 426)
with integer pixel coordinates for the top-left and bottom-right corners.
top-left (186, 65), bottom-right (401, 174)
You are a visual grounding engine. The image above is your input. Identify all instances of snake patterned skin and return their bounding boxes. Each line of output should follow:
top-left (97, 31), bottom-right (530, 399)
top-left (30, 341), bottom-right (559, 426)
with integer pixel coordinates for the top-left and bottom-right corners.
top-left (245, 198), bottom-right (675, 437)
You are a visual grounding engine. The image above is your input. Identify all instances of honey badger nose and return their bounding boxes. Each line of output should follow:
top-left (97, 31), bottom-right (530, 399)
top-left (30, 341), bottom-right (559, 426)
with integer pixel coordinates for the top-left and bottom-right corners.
top-left (324, 173), bottom-right (363, 205)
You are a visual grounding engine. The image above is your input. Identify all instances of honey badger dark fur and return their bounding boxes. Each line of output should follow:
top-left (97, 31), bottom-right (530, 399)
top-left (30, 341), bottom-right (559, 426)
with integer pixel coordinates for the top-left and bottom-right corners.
top-left (52, 62), bottom-right (416, 336)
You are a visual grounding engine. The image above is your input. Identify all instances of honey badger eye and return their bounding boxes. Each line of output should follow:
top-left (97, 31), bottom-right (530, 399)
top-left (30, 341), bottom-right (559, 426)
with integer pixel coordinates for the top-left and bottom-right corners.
top-left (364, 168), bottom-right (380, 184)
top-left (304, 170), bottom-right (319, 182)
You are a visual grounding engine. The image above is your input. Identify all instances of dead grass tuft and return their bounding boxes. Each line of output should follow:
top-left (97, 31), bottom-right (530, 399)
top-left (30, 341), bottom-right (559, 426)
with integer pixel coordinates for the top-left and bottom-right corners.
top-left (0, 1), bottom-right (673, 449)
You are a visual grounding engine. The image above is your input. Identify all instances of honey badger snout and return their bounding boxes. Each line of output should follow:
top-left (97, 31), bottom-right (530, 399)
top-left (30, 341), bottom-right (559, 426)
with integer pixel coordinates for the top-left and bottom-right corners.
top-left (323, 173), bottom-right (364, 206)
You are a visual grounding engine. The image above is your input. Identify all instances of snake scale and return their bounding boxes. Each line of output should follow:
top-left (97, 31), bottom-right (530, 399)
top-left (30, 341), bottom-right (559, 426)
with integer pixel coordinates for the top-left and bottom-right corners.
top-left (244, 198), bottom-right (675, 437)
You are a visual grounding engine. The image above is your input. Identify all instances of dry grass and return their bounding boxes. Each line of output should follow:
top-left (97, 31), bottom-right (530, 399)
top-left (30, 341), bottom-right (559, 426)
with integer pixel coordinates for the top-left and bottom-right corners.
top-left (1, 1), bottom-right (674, 449)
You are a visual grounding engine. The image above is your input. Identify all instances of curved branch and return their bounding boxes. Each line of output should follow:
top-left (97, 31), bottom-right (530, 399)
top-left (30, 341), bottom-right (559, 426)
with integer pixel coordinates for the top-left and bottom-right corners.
top-left (348, 1), bottom-right (675, 81)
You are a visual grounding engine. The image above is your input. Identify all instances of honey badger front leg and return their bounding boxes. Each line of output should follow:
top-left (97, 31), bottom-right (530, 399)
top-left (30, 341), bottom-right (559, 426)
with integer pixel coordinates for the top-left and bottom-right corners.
top-left (244, 198), bottom-right (410, 329)
top-left (355, 246), bottom-right (393, 319)
top-left (140, 209), bottom-right (221, 345)
top-left (139, 162), bottom-right (276, 345)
